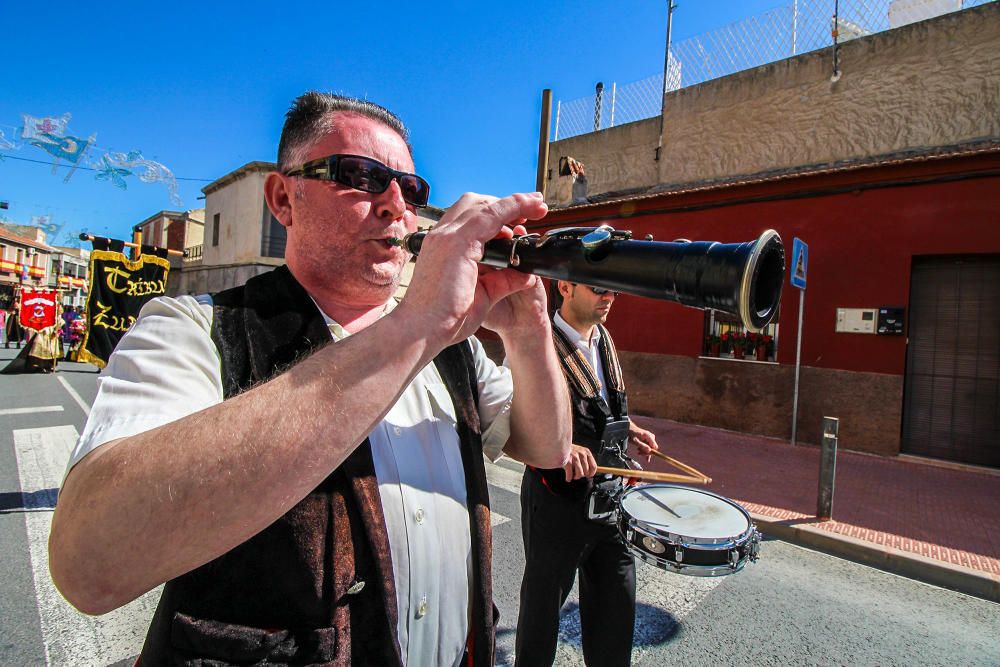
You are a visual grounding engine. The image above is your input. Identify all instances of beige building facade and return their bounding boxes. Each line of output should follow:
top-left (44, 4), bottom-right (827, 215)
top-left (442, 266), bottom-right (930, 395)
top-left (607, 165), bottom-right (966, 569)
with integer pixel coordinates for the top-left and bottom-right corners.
top-left (49, 248), bottom-right (90, 308)
top-left (174, 162), bottom-right (284, 295)
top-left (135, 209), bottom-right (205, 295)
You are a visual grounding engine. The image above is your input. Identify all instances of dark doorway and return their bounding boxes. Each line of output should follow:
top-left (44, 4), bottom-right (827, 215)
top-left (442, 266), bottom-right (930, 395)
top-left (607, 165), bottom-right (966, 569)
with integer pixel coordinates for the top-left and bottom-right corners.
top-left (902, 255), bottom-right (999, 468)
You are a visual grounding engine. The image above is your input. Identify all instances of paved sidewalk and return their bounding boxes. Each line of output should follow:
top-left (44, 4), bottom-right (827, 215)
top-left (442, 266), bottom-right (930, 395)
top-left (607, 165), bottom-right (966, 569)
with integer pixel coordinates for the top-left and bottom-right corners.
top-left (632, 416), bottom-right (1000, 603)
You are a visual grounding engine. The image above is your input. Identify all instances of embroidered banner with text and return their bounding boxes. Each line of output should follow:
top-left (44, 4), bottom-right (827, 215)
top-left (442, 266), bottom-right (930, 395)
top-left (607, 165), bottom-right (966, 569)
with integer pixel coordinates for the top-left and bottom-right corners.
top-left (79, 238), bottom-right (170, 368)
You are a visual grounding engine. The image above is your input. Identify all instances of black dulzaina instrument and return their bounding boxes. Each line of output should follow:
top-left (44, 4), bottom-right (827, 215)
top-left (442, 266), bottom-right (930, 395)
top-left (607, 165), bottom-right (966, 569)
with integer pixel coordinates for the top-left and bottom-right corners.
top-left (392, 225), bottom-right (785, 332)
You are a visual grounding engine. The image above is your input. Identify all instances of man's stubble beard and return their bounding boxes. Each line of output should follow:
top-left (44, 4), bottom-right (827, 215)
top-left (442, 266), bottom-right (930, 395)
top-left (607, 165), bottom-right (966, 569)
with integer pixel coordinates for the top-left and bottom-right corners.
top-left (361, 262), bottom-right (404, 290)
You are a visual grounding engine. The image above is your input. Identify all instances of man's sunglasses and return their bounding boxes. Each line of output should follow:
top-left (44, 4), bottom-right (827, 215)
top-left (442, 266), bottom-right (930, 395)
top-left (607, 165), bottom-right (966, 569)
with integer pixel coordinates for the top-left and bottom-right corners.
top-left (285, 154), bottom-right (430, 207)
top-left (574, 283), bottom-right (621, 297)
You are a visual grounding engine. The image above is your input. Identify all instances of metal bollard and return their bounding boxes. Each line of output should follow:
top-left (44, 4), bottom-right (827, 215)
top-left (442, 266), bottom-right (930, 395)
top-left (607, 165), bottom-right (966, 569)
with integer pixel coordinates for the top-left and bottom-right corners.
top-left (817, 416), bottom-right (838, 521)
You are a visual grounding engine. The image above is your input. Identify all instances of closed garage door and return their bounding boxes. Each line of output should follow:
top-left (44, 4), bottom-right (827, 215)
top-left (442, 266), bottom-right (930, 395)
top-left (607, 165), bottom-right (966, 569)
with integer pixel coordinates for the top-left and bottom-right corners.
top-left (902, 255), bottom-right (1000, 468)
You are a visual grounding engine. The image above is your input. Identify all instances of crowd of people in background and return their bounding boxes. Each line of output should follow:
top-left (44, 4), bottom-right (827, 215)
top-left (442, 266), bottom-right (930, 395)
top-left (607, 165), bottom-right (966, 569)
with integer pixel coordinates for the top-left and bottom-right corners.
top-left (1, 296), bottom-right (87, 373)
top-left (61, 306), bottom-right (86, 361)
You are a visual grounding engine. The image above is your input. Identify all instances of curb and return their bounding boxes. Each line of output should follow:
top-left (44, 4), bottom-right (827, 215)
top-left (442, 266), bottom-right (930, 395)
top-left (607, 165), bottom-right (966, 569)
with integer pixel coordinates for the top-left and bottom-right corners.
top-left (751, 513), bottom-right (1000, 604)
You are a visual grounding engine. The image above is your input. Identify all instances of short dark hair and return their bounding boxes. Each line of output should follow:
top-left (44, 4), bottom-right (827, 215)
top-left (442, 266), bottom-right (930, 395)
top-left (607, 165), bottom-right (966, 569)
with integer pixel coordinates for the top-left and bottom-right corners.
top-left (277, 92), bottom-right (411, 172)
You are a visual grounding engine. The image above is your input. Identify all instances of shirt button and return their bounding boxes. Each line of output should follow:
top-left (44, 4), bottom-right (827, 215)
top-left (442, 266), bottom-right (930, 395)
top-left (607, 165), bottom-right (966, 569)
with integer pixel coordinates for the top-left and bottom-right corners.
top-left (414, 508), bottom-right (425, 524)
top-left (416, 595), bottom-right (428, 618)
top-left (393, 426), bottom-right (402, 436)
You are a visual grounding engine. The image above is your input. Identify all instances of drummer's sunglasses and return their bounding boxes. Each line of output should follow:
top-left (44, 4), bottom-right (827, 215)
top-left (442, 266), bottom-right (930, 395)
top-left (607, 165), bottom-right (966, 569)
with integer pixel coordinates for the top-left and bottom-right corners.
top-left (574, 283), bottom-right (621, 297)
top-left (285, 154), bottom-right (430, 207)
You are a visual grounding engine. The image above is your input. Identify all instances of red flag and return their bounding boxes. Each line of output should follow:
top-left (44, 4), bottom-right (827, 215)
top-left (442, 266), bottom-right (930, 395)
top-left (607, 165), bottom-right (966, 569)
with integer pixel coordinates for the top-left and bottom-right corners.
top-left (19, 289), bottom-right (58, 331)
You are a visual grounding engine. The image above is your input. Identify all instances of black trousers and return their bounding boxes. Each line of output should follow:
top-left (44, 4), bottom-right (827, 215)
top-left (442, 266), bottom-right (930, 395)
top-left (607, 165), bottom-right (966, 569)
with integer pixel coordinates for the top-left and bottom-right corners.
top-left (515, 469), bottom-right (636, 667)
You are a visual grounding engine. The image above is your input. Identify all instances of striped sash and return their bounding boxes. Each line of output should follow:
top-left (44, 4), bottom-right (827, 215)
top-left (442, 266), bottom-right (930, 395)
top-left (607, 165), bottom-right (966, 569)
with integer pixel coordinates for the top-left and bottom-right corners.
top-left (551, 323), bottom-right (625, 403)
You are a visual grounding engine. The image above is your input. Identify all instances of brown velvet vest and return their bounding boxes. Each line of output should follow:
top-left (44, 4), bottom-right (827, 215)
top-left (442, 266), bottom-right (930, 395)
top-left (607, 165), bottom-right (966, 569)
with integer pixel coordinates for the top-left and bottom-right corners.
top-left (138, 266), bottom-right (496, 666)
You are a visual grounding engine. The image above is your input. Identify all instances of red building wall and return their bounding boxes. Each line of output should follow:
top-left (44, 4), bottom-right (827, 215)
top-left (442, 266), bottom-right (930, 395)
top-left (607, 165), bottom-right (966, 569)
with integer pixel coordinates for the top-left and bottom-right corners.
top-left (515, 152), bottom-right (1000, 455)
top-left (533, 155), bottom-right (1000, 377)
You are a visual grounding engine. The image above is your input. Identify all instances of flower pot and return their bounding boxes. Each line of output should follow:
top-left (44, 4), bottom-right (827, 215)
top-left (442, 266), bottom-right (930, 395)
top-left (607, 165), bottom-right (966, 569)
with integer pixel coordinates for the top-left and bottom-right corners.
top-left (733, 347), bottom-right (745, 360)
top-left (756, 346), bottom-right (768, 361)
top-left (710, 343), bottom-right (720, 356)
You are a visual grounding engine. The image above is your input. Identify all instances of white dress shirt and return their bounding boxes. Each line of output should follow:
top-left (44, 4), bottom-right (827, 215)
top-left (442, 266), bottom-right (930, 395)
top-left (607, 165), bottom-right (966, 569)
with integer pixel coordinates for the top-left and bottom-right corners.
top-left (67, 294), bottom-right (514, 667)
top-left (553, 311), bottom-right (609, 403)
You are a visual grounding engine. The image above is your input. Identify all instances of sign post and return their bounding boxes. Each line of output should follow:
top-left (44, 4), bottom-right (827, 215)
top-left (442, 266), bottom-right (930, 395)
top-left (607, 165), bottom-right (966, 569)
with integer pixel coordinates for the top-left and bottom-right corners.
top-left (790, 238), bottom-right (808, 445)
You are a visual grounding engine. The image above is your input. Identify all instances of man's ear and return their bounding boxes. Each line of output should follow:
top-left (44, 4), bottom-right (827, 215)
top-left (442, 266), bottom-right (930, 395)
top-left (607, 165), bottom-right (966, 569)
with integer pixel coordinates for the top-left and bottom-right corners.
top-left (264, 172), bottom-right (294, 228)
top-left (557, 280), bottom-right (573, 299)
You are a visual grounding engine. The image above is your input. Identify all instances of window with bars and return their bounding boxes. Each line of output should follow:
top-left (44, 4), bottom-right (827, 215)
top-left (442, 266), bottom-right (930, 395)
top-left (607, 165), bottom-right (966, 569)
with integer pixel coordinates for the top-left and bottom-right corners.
top-left (702, 309), bottom-right (779, 362)
top-left (212, 213), bottom-right (221, 247)
top-left (260, 201), bottom-right (286, 258)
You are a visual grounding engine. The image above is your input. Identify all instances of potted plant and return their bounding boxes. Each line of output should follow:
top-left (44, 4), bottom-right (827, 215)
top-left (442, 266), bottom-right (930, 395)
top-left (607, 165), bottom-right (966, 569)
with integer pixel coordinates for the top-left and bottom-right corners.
top-left (720, 332), bottom-right (731, 356)
top-left (731, 332), bottom-right (746, 359)
top-left (705, 333), bottom-right (721, 356)
top-left (753, 334), bottom-right (770, 361)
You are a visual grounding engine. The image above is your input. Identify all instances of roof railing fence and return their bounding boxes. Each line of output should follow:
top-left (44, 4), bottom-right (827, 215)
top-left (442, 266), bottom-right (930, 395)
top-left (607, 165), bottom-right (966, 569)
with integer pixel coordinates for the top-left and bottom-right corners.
top-left (553, 0), bottom-right (991, 140)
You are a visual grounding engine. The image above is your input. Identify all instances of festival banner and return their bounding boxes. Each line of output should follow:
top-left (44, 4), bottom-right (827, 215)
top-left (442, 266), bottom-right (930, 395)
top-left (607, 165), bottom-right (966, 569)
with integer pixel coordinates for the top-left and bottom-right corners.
top-left (79, 239), bottom-right (170, 368)
top-left (19, 289), bottom-right (58, 331)
top-left (0, 128), bottom-right (17, 152)
top-left (30, 133), bottom-right (92, 163)
top-left (101, 150), bottom-right (183, 206)
top-left (21, 113), bottom-right (72, 142)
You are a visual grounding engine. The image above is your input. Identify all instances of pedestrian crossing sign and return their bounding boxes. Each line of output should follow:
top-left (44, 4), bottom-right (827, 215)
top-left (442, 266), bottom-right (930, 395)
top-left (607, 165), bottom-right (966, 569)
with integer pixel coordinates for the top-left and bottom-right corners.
top-left (791, 238), bottom-right (808, 289)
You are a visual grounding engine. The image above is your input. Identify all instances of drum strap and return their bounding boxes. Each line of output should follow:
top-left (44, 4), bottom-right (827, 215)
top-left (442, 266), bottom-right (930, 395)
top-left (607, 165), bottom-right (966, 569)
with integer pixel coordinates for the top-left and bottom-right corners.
top-left (551, 323), bottom-right (625, 403)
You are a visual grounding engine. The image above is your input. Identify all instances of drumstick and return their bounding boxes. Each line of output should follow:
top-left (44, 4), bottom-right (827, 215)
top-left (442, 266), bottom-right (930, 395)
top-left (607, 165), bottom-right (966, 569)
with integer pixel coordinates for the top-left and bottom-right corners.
top-left (594, 465), bottom-right (711, 484)
top-left (646, 449), bottom-right (711, 482)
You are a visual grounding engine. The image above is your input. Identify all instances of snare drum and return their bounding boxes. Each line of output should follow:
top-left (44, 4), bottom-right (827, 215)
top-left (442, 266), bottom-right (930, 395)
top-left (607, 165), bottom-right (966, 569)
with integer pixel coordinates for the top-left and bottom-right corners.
top-left (618, 484), bottom-right (760, 576)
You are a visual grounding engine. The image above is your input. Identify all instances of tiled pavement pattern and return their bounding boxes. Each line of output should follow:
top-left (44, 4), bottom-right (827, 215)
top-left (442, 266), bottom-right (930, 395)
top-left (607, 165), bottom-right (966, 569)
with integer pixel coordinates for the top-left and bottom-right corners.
top-left (633, 417), bottom-right (1000, 578)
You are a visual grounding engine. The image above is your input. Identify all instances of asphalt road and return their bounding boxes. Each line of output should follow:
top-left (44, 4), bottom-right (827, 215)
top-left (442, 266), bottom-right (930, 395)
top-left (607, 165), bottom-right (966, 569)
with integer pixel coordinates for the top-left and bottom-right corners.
top-left (1, 348), bottom-right (998, 666)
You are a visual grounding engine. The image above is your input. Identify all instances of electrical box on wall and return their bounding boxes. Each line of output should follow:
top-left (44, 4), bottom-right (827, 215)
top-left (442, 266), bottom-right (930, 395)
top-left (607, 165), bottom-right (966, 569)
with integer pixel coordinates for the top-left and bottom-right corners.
top-left (877, 307), bottom-right (905, 335)
top-left (836, 308), bottom-right (877, 333)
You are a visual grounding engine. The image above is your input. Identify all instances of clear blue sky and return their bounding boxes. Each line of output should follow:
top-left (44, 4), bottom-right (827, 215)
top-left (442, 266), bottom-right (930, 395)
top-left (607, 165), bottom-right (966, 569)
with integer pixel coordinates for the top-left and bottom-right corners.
top-left (0, 0), bottom-right (783, 247)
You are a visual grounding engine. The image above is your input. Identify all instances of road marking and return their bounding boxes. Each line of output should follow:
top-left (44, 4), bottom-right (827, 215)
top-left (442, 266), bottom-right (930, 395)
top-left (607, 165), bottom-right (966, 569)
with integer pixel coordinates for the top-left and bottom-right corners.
top-left (0, 405), bottom-right (64, 416)
top-left (13, 425), bottom-right (159, 665)
top-left (486, 459), bottom-right (521, 528)
top-left (57, 376), bottom-right (91, 417)
top-left (485, 458), bottom-right (524, 496)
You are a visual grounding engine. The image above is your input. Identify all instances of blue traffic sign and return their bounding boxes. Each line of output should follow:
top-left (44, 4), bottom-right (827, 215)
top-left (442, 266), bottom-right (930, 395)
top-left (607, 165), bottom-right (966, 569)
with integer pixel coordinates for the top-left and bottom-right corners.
top-left (791, 237), bottom-right (808, 289)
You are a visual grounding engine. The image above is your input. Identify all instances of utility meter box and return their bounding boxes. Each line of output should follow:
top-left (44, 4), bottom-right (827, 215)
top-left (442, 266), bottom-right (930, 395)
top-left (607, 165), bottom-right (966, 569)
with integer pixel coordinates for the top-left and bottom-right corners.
top-left (835, 308), bottom-right (877, 334)
top-left (877, 307), bottom-right (905, 335)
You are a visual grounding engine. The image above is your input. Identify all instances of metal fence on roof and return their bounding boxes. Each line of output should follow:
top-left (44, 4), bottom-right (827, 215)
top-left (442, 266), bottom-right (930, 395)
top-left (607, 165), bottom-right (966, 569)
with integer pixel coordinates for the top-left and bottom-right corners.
top-left (553, 0), bottom-right (994, 140)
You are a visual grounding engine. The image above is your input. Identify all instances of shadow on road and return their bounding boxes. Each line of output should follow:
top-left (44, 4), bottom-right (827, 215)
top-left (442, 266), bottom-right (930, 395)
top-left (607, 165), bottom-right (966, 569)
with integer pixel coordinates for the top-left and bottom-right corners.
top-left (495, 600), bottom-right (679, 665)
top-left (0, 488), bottom-right (58, 513)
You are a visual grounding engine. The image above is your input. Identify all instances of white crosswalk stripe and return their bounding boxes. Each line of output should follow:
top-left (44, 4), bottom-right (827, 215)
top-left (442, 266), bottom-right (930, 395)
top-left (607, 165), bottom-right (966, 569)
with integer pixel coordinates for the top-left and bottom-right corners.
top-left (0, 405), bottom-right (63, 416)
top-left (57, 376), bottom-right (92, 417)
top-left (13, 425), bottom-right (159, 665)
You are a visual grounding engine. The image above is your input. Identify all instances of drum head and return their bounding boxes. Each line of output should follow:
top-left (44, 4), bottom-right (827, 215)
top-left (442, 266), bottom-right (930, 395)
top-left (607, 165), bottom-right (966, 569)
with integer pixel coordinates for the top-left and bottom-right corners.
top-left (620, 485), bottom-right (750, 542)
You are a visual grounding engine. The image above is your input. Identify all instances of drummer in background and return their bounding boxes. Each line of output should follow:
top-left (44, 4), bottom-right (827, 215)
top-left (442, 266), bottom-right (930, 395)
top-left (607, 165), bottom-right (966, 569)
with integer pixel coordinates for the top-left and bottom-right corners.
top-left (514, 280), bottom-right (659, 667)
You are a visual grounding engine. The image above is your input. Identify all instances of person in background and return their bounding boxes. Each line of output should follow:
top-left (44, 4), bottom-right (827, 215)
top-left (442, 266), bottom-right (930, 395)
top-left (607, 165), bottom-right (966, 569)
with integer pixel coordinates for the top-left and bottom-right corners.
top-left (515, 280), bottom-right (659, 667)
top-left (61, 306), bottom-right (81, 360)
top-left (4, 296), bottom-right (24, 349)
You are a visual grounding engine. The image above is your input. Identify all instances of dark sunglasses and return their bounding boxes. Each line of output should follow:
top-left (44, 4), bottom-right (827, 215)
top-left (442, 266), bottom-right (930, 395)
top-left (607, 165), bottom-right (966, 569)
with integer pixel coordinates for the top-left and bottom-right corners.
top-left (285, 154), bottom-right (430, 207)
top-left (573, 283), bottom-right (621, 297)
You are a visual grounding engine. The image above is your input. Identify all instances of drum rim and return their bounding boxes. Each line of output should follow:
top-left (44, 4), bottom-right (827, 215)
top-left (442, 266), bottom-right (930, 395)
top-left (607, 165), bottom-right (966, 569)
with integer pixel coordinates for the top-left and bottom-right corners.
top-left (620, 483), bottom-right (754, 545)
top-left (633, 549), bottom-right (754, 577)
